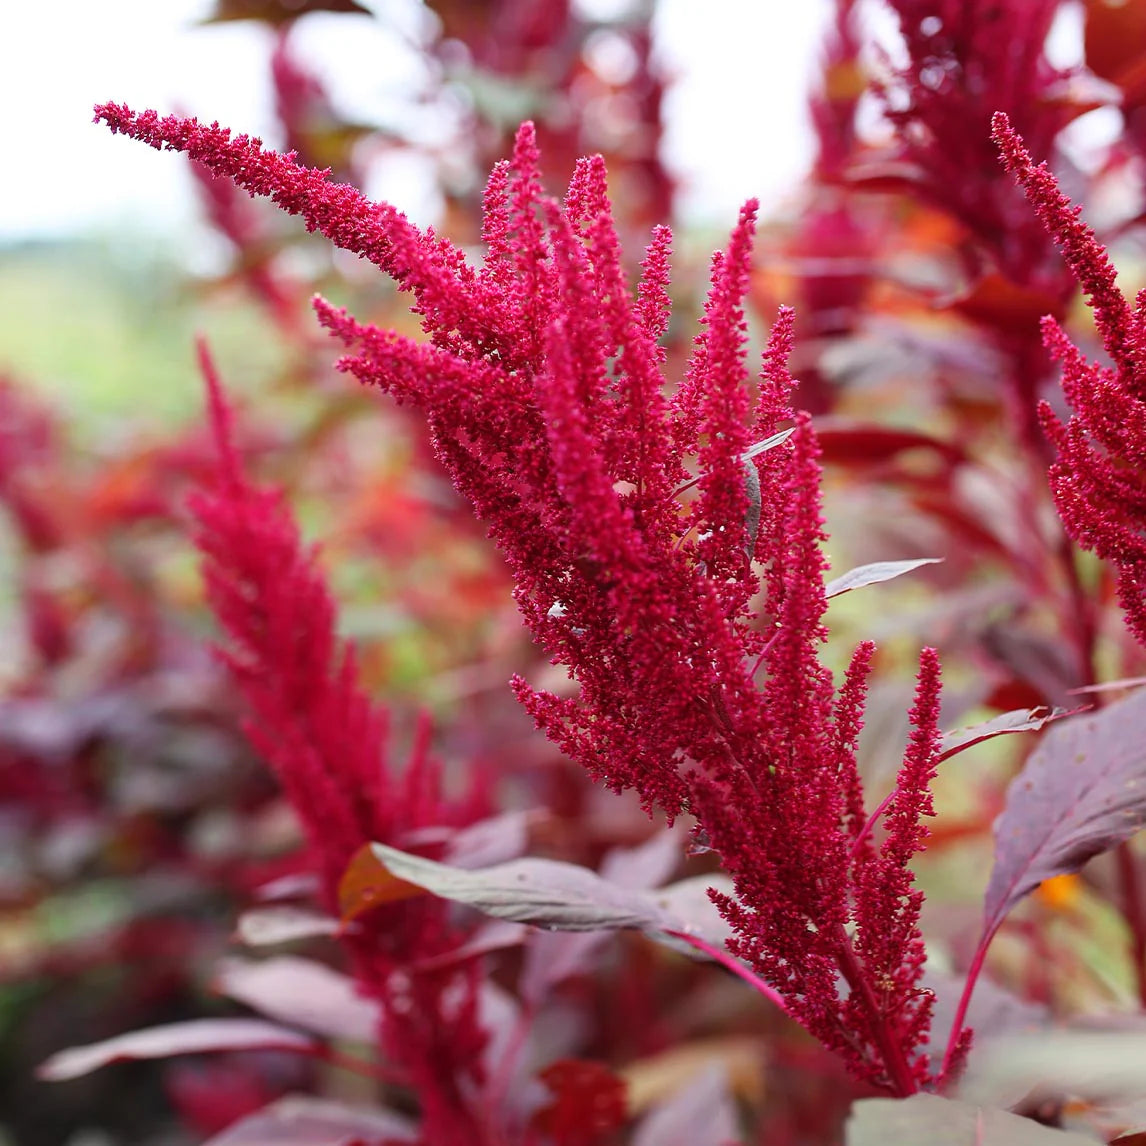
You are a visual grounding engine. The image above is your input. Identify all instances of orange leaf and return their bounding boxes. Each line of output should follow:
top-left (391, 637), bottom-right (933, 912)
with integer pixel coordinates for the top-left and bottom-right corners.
top-left (338, 844), bottom-right (425, 923)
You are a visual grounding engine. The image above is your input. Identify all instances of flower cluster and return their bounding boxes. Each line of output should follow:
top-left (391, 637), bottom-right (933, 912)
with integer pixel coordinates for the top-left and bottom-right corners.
top-left (994, 112), bottom-right (1146, 650)
top-left (98, 102), bottom-right (948, 1092)
top-left (874, 0), bottom-right (1081, 294)
top-left (190, 340), bottom-right (490, 1140)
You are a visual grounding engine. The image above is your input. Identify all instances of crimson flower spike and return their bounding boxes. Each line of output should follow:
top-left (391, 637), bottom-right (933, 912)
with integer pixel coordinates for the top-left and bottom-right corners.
top-left (98, 103), bottom-right (947, 1093)
top-left (190, 341), bottom-right (492, 1142)
top-left (993, 112), bottom-right (1146, 647)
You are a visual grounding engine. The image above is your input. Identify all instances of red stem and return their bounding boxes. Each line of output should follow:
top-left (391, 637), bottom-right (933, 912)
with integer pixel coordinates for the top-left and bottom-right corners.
top-left (851, 790), bottom-right (895, 858)
top-left (939, 923), bottom-right (997, 1084)
top-left (1117, 842), bottom-right (1146, 1008)
top-left (830, 922), bottom-right (918, 1096)
top-left (664, 930), bottom-right (789, 1013)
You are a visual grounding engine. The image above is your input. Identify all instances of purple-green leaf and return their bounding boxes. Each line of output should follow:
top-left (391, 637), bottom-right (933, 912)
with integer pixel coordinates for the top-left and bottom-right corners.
top-left (983, 689), bottom-right (1146, 937)
top-left (214, 956), bottom-right (379, 1044)
top-left (518, 829), bottom-right (688, 1004)
top-left (369, 842), bottom-right (733, 956)
top-left (37, 1019), bottom-right (315, 1081)
top-left (938, 706), bottom-right (1071, 763)
top-left (825, 557), bottom-right (942, 599)
top-left (960, 1029), bottom-right (1146, 1109)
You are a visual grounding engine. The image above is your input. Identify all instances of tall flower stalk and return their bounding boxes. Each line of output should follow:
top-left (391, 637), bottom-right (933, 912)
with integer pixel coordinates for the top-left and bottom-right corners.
top-left (994, 111), bottom-right (1146, 653)
top-left (98, 103), bottom-right (950, 1093)
top-left (190, 340), bottom-right (491, 1141)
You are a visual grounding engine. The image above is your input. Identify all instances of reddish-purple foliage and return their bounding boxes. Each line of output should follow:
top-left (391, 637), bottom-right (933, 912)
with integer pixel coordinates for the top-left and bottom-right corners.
top-left (97, 102), bottom-right (949, 1094)
top-left (993, 112), bottom-right (1146, 650)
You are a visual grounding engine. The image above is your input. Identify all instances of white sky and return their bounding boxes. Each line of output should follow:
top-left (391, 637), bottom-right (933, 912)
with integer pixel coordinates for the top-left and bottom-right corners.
top-left (0, 0), bottom-right (834, 247)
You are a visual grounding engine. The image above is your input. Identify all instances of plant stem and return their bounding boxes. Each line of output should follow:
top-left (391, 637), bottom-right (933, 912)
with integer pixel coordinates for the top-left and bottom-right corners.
top-left (1116, 841), bottom-right (1146, 1007)
top-left (939, 924), bottom-right (996, 1084)
top-left (664, 930), bottom-right (789, 1013)
top-left (830, 922), bottom-right (918, 1096)
top-left (316, 1045), bottom-right (409, 1085)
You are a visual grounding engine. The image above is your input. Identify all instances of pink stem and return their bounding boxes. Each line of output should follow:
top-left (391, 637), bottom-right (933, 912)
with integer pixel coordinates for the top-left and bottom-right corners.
top-left (830, 922), bottom-right (918, 1097)
top-left (851, 790), bottom-right (895, 859)
top-left (1116, 842), bottom-right (1146, 1008)
top-left (483, 998), bottom-right (538, 1134)
top-left (664, 930), bottom-right (789, 1013)
top-left (939, 924), bottom-right (997, 1084)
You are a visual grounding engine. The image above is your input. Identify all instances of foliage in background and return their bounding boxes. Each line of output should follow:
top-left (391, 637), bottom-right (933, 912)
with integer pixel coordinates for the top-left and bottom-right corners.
top-left (13, 1), bottom-right (1146, 1144)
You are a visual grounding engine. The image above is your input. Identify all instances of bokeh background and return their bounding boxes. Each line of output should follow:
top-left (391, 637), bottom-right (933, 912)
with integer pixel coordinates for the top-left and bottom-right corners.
top-left (5, 2), bottom-right (1146, 1144)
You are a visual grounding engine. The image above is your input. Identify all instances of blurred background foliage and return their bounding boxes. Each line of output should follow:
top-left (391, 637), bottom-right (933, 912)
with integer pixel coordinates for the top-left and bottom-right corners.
top-left (8, 0), bottom-right (1146, 1143)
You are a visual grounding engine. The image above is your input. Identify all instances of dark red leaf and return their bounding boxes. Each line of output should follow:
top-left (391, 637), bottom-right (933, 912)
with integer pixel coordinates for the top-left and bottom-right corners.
top-left (983, 689), bottom-right (1146, 938)
top-left (816, 423), bottom-right (965, 468)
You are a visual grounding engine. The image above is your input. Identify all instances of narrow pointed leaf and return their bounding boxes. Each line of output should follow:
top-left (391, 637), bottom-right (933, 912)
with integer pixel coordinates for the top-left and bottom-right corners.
top-left (37, 1019), bottom-right (315, 1081)
top-left (938, 706), bottom-right (1072, 763)
top-left (235, 905), bottom-right (341, 947)
top-left (740, 428), bottom-right (795, 461)
top-left (825, 557), bottom-right (942, 599)
top-left (215, 956), bottom-right (380, 1044)
top-left (983, 689), bottom-right (1146, 937)
top-left (674, 429), bottom-right (794, 495)
top-left (369, 843), bottom-right (733, 956)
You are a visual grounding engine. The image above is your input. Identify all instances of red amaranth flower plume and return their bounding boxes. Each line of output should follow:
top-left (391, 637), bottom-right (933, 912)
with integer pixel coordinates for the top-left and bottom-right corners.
top-left (993, 112), bottom-right (1146, 648)
top-left (873, 0), bottom-right (1083, 294)
top-left (189, 341), bottom-right (490, 1140)
top-left (98, 102), bottom-right (949, 1093)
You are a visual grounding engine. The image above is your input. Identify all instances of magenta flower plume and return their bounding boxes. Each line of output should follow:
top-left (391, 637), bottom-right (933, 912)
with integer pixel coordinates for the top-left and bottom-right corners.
top-left (876, 0), bottom-right (1078, 290)
top-left (100, 103), bottom-right (948, 1092)
top-left (993, 112), bottom-right (1146, 647)
top-left (189, 341), bottom-right (489, 1139)
top-left (190, 338), bottom-right (396, 893)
